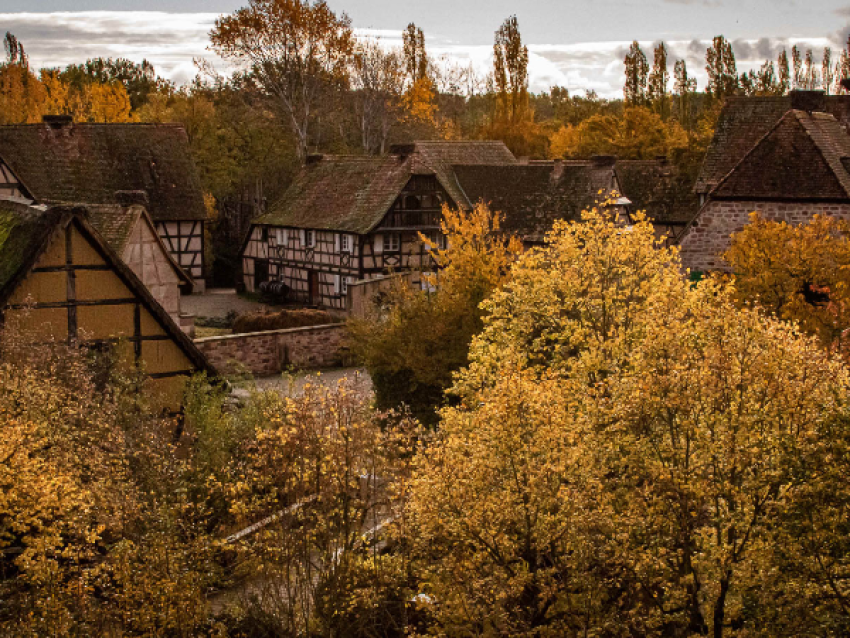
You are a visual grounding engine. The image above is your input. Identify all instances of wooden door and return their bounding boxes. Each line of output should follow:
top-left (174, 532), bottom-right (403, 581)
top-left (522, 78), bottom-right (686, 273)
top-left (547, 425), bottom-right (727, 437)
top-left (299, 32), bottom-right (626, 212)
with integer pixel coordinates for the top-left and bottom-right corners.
top-left (308, 271), bottom-right (319, 305)
top-left (254, 259), bottom-right (269, 290)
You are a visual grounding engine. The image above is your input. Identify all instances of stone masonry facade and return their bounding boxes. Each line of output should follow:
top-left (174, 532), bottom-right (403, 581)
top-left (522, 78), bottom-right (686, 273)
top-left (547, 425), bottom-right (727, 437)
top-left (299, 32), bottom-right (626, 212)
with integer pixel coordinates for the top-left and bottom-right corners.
top-left (678, 200), bottom-right (850, 272)
top-left (194, 323), bottom-right (347, 376)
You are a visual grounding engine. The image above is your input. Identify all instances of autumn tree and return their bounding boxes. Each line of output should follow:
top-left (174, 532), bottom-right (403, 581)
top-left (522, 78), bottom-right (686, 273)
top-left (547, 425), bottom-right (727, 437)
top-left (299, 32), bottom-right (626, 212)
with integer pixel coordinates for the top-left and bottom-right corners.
top-left (824, 47), bottom-right (834, 94)
top-left (673, 58), bottom-right (697, 130)
top-left (648, 41), bottom-right (669, 118)
top-left (778, 48), bottom-right (791, 95)
top-left (725, 212), bottom-right (850, 357)
top-left (348, 203), bottom-right (522, 424)
top-left (623, 40), bottom-right (649, 105)
top-left (407, 209), bottom-right (850, 637)
top-left (402, 23), bottom-right (428, 85)
top-left (493, 15), bottom-right (529, 126)
top-left (792, 45), bottom-right (804, 89)
top-left (0, 32), bottom-right (45, 124)
top-left (705, 35), bottom-right (738, 101)
top-left (351, 40), bottom-right (404, 155)
top-left (210, 0), bottom-right (355, 163)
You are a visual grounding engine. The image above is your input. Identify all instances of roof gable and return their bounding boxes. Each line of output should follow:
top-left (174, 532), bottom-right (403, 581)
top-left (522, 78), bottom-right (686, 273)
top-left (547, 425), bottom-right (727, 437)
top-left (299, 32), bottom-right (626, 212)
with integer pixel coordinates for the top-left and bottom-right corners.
top-left (85, 203), bottom-right (193, 287)
top-left (711, 110), bottom-right (850, 201)
top-left (257, 140), bottom-right (517, 234)
top-left (0, 197), bottom-right (212, 375)
top-left (0, 122), bottom-right (208, 222)
top-left (696, 94), bottom-right (850, 194)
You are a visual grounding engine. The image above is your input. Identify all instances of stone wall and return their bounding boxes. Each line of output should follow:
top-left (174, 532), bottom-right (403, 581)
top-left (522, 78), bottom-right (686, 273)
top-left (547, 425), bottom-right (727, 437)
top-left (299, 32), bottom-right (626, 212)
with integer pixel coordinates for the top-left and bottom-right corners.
top-left (678, 200), bottom-right (850, 272)
top-left (194, 323), bottom-right (347, 376)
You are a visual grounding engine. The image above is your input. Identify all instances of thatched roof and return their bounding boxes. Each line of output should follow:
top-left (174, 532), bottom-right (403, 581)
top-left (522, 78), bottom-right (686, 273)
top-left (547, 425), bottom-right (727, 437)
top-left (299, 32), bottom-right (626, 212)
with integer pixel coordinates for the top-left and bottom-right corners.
top-left (0, 121), bottom-right (208, 222)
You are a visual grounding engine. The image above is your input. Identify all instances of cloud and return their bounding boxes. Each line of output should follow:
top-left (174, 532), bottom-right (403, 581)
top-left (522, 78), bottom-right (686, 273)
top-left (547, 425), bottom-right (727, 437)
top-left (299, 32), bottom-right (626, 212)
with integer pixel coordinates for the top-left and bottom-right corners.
top-left (0, 11), bottom-right (841, 99)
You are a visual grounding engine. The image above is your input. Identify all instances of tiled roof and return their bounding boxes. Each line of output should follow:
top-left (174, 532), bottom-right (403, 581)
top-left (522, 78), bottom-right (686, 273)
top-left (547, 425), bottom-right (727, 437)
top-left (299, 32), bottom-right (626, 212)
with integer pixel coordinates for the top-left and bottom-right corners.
top-left (711, 110), bottom-right (850, 201)
top-left (257, 141), bottom-right (517, 233)
top-left (696, 94), bottom-right (850, 194)
top-left (256, 155), bottom-right (412, 233)
top-left (452, 161), bottom-right (617, 242)
top-left (615, 159), bottom-right (699, 225)
top-left (0, 122), bottom-right (208, 222)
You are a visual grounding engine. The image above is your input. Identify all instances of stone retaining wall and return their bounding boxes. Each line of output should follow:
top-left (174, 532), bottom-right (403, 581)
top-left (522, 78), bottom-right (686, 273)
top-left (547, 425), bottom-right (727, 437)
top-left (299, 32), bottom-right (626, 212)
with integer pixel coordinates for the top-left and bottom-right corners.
top-left (195, 323), bottom-right (347, 376)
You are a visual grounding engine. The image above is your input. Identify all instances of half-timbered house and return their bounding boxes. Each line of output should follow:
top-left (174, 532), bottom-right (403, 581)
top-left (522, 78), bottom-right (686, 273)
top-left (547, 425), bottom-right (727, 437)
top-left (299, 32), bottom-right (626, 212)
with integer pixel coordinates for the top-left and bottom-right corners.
top-left (241, 141), bottom-right (518, 309)
top-left (85, 201), bottom-right (195, 333)
top-left (0, 116), bottom-right (208, 290)
top-left (0, 197), bottom-right (213, 410)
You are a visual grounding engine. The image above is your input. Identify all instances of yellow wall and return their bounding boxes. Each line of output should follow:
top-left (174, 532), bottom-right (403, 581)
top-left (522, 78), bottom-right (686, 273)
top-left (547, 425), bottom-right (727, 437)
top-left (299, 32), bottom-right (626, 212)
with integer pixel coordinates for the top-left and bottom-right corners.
top-left (4, 221), bottom-right (197, 410)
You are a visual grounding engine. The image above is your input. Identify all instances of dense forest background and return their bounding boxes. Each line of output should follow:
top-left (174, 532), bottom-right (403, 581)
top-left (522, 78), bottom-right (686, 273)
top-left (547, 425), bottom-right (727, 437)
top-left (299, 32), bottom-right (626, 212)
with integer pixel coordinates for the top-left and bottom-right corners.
top-left (3, 2), bottom-right (849, 283)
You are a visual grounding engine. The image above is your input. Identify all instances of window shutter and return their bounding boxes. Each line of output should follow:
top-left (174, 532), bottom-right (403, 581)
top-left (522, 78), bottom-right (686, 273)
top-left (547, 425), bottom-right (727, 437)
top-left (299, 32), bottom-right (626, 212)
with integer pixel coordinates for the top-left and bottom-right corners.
top-left (334, 233), bottom-right (340, 253)
top-left (334, 274), bottom-right (341, 295)
top-left (282, 229), bottom-right (289, 245)
top-left (373, 234), bottom-right (383, 255)
top-left (300, 229), bottom-right (306, 246)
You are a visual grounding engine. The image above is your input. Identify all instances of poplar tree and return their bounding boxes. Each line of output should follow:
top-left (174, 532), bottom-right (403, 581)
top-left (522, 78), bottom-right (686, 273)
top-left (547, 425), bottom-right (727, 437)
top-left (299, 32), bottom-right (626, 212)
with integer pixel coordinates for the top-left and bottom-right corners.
top-left (802, 49), bottom-right (820, 90)
top-left (823, 47), bottom-right (834, 95)
top-left (493, 15), bottom-right (529, 125)
top-left (623, 41), bottom-right (649, 106)
top-left (792, 45), bottom-right (803, 89)
top-left (647, 42), bottom-right (669, 119)
top-left (836, 37), bottom-right (850, 94)
top-left (705, 35), bottom-right (738, 100)
top-left (402, 22), bottom-right (428, 85)
top-left (756, 60), bottom-right (778, 95)
top-left (674, 59), bottom-right (697, 130)
top-left (3, 32), bottom-right (27, 67)
top-left (778, 49), bottom-right (791, 95)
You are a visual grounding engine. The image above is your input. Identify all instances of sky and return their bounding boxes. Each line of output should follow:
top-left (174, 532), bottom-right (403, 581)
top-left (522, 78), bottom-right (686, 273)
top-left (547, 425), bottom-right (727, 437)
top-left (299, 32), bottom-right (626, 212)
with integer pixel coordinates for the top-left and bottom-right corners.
top-left (2, 0), bottom-right (850, 97)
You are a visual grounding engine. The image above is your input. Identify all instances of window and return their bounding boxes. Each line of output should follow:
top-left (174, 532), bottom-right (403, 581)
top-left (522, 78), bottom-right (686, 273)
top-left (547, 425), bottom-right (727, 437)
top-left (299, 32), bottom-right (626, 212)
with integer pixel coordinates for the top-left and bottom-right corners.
top-left (425, 231), bottom-right (447, 251)
top-left (302, 229), bottom-right (315, 248)
top-left (335, 275), bottom-right (354, 297)
top-left (341, 233), bottom-right (351, 253)
top-left (261, 226), bottom-right (269, 242)
top-left (385, 233), bottom-right (401, 252)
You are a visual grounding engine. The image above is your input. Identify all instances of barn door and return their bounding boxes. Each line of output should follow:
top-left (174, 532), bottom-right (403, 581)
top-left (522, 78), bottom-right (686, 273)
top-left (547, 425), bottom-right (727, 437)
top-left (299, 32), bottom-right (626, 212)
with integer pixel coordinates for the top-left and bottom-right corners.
top-left (308, 271), bottom-right (320, 305)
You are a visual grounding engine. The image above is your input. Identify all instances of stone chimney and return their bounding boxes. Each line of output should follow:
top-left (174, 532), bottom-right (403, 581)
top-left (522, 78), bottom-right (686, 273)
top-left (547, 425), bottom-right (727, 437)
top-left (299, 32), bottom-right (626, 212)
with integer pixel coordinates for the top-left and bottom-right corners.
top-left (790, 89), bottom-right (826, 113)
top-left (552, 158), bottom-right (564, 181)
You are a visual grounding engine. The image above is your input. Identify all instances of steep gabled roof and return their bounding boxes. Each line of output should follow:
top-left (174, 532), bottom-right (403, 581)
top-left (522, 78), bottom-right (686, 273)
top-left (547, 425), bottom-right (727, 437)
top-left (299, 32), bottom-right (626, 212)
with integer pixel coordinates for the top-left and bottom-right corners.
top-left (0, 122), bottom-right (208, 222)
top-left (696, 94), bottom-right (850, 194)
top-left (452, 161), bottom-right (617, 242)
top-left (256, 155), bottom-right (412, 233)
top-left (0, 197), bottom-right (213, 375)
top-left (256, 141), bottom-right (517, 233)
top-left (711, 110), bottom-right (850, 201)
top-left (615, 159), bottom-right (699, 225)
top-left (85, 203), bottom-right (194, 288)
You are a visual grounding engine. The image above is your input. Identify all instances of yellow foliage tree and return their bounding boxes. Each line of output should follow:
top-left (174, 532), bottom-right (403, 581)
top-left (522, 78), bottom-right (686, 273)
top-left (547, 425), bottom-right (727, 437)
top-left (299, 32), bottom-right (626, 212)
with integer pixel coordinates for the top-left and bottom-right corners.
top-left (549, 105), bottom-right (688, 160)
top-left (725, 212), bottom-right (850, 357)
top-left (349, 202), bottom-right (523, 423)
top-left (407, 210), bottom-right (850, 636)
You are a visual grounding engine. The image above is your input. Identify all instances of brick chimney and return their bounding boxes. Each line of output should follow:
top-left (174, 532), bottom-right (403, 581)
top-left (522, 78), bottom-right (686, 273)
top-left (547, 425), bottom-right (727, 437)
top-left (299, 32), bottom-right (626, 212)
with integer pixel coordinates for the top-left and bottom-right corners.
top-left (790, 90), bottom-right (826, 113)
